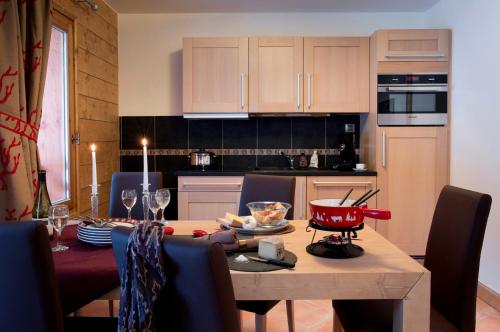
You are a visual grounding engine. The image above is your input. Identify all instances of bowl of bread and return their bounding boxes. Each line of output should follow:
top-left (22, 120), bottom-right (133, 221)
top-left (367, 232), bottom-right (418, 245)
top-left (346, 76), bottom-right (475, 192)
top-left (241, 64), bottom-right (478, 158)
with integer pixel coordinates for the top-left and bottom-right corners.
top-left (246, 202), bottom-right (291, 226)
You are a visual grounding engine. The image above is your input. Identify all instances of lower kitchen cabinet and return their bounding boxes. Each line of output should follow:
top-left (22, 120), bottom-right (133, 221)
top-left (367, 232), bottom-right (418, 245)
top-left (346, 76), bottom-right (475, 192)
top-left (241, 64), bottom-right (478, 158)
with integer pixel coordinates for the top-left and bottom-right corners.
top-left (178, 176), bottom-right (244, 220)
top-left (294, 176), bottom-right (307, 220)
top-left (376, 127), bottom-right (448, 255)
top-left (306, 176), bottom-right (377, 229)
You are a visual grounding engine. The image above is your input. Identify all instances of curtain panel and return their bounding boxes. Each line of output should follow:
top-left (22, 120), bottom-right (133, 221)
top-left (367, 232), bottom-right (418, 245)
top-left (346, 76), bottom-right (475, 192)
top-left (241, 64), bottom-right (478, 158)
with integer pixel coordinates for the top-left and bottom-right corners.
top-left (0, 0), bottom-right (52, 220)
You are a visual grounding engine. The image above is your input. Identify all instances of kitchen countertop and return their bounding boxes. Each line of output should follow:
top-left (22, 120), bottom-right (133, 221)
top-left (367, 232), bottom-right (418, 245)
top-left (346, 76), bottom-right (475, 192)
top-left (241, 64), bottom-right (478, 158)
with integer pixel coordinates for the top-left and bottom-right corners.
top-left (175, 168), bottom-right (377, 177)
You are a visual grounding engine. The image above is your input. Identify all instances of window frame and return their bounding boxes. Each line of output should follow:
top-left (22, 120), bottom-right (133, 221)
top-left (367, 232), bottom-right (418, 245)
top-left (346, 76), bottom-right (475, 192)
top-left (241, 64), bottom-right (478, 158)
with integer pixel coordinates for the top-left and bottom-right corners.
top-left (44, 9), bottom-right (77, 211)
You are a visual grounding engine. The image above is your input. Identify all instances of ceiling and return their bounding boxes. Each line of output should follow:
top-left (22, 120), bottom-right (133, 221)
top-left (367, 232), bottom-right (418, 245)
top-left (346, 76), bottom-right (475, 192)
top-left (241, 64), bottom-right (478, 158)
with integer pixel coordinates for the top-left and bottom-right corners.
top-left (106, 0), bottom-right (441, 14)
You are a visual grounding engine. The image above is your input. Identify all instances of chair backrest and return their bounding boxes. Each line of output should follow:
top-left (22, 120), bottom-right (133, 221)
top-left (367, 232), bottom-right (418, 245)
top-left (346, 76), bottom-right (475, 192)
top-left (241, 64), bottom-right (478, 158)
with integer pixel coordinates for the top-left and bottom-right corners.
top-left (109, 172), bottom-right (163, 220)
top-left (424, 185), bottom-right (492, 332)
top-left (238, 174), bottom-right (296, 219)
top-left (112, 227), bottom-right (240, 332)
top-left (0, 222), bottom-right (64, 332)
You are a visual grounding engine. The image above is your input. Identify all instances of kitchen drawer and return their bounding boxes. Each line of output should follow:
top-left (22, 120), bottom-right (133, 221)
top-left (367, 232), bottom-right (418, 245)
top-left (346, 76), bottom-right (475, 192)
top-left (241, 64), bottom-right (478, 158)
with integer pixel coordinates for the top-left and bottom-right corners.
top-left (178, 191), bottom-right (241, 220)
top-left (178, 176), bottom-right (244, 192)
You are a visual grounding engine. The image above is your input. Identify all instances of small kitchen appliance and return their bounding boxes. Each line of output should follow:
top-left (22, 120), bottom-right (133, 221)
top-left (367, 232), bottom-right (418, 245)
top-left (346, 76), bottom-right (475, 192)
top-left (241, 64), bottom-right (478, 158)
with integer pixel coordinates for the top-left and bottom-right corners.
top-left (333, 132), bottom-right (356, 171)
top-left (377, 73), bottom-right (448, 126)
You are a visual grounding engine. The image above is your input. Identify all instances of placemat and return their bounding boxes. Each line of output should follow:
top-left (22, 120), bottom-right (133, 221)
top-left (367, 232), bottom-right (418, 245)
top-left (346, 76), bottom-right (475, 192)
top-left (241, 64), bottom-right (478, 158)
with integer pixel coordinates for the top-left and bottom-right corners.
top-left (227, 250), bottom-right (297, 272)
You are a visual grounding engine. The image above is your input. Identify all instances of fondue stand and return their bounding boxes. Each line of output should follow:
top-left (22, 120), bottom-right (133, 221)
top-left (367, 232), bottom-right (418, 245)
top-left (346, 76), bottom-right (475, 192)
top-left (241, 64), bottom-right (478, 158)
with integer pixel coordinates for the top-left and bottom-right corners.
top-left (306, 221), bottom-right (365, 258)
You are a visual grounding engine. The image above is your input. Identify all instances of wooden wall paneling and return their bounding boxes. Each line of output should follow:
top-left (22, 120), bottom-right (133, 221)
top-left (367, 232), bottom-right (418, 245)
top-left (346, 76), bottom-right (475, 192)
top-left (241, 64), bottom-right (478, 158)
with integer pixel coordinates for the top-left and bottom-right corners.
top-left (77, 26), bottom-right (118, 65)
top-left (79, 96), bottom-right (119, 122)
top-left (77, 48), bottom-right (118, 84)
top-left (54, 0), bottom-right (119, 215)
top-left (78, 72), bottom-right (118, 104)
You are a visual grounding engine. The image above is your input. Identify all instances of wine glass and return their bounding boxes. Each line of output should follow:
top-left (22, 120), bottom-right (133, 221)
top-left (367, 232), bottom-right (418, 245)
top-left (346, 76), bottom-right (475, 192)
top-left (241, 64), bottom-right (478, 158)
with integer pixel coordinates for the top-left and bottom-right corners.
top-left (49, 205), bottom-right (69, 252)
top-left (155, 189), bottom-right (171, 222)
top-left (121, 189), bottom-right (137, 220)
top-left (148, 192), bottom-right (161, 222)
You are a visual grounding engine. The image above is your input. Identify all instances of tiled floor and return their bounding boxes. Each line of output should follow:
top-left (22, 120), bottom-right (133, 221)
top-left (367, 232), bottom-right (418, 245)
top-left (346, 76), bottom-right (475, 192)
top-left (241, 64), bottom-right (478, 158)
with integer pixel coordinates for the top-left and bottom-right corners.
top-left (80, 298), bottom-right (499, 331)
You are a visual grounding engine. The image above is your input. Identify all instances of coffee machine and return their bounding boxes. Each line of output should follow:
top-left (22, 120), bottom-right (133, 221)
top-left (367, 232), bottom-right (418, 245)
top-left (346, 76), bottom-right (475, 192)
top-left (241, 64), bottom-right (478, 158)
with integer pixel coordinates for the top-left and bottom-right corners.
top-left (333, 132), bottom-right (356, 171)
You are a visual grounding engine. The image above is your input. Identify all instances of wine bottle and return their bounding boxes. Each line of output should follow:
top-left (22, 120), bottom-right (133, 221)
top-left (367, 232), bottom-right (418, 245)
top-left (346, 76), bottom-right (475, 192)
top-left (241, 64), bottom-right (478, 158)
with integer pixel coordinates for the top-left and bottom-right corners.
top-left (32, 170), bottom-right (53, 236)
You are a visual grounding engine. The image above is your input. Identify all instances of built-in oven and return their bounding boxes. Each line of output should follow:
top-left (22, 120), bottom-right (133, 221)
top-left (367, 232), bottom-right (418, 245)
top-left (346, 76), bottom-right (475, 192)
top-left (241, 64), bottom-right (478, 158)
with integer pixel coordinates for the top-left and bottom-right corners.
top-left (377, 74), bottom-right (448, 126)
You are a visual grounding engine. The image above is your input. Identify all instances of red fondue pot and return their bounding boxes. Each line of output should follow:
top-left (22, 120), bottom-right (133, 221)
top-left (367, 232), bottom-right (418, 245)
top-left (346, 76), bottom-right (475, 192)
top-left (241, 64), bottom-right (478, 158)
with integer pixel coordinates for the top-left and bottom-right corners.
top-left (309, 199), bottom-right (391, 228)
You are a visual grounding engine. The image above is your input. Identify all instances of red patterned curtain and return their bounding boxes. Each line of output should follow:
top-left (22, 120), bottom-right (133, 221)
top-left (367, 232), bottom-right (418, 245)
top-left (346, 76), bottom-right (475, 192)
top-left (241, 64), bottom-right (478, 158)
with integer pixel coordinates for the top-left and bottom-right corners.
top-left (0, 0), bottom-right (52, 220)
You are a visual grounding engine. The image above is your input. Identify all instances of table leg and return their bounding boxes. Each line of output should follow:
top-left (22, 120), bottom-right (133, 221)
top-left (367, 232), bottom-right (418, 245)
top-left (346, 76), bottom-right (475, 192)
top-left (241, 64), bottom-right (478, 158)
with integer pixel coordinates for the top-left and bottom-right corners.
top-left (393, 271), bottom-right (430, 332)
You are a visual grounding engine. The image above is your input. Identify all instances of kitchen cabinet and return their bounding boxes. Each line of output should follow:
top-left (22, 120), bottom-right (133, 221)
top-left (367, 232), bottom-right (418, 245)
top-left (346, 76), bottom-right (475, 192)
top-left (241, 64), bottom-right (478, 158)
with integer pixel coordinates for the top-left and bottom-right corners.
top-left (294, 176), bottom-right (307, 220)
top-left (374, 29), bottom-right (450, 62)
top-left (306, 176), bottom-right (377, 229)
top-left (304, 37), bottom-right (369, 113)
top-left (178, 176), bottom-right (244, 220)
top-left (375, 127), bottom-right (449, 255)
top-left (249, 37), bottom-right (303, 113)
top-left (183, 38), bottom-right (249, 114)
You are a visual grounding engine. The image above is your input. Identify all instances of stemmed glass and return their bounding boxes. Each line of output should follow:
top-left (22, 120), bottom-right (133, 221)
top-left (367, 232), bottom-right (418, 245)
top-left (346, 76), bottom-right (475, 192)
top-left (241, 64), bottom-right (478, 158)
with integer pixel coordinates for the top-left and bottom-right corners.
top-left (155, 189), bottom-right (171, 222)
top-left (49, 205), bottom-right (69, 252)
top-left (121, 189), bottom-right (137, 220)
top-left (148, 192), bottom-right (161, 222)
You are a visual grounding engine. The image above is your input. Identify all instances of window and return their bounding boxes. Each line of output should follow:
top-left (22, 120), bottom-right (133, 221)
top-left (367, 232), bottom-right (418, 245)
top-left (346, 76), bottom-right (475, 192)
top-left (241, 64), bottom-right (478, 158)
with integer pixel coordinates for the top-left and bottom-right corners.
top-left (38, 10), bottom-right (76, 209)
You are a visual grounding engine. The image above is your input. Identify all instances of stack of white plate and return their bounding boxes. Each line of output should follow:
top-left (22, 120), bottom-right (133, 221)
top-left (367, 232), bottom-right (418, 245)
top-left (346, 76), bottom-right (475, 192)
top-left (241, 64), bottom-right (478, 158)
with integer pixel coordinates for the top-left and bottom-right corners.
top-left (77, 223), bottom-right (113, 246)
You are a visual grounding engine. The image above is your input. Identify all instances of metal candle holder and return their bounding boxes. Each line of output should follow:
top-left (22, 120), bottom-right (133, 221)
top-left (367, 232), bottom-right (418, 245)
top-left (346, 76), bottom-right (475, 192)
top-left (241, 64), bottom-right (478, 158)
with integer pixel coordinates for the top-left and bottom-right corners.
top-left (89, 185), bottom-right (100, 219)
top-left (141, 183), bottom-right (150, 222)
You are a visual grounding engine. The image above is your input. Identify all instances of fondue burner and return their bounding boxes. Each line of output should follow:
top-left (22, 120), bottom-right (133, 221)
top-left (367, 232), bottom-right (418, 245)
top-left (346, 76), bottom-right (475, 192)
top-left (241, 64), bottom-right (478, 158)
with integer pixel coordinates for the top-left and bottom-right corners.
top-left (306, 220), bottom-right (364, 259)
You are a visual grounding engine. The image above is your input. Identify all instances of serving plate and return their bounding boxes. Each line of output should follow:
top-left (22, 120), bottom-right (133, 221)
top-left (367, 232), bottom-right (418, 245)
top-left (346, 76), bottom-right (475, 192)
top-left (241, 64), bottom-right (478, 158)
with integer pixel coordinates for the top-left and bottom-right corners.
top-left (217, 218), bottom-right (290, 235)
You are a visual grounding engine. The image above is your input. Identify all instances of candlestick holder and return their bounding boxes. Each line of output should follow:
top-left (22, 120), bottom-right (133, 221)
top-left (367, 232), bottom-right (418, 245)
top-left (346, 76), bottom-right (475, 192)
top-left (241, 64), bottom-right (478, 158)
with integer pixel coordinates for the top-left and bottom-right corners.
top-left (142, 191), bottom-right (150, 222)
top-left (91, 192), bottom-right (99, 219)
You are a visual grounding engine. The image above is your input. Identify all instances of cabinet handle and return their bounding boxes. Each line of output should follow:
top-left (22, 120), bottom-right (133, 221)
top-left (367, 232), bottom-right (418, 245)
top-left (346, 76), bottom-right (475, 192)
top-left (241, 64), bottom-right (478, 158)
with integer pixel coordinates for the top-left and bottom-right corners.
top-left (385, 52), bottom-right (446, 59)
top-left (312, 181), bottom-right (373, 187)
top-left (240, 74), bottom-right (245, 110)
top-left (297, 73), bottom-right (301, 110)
top-left (307, 74), bottom-right (312, 109)
top-left (298, 182), bottom-right (303, 219)
top-left (382, 131), bottom-right (387, 168)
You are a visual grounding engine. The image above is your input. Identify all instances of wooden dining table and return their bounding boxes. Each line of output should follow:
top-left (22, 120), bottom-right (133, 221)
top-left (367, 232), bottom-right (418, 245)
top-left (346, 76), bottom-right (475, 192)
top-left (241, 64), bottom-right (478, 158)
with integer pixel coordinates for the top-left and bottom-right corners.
top-left (98, 219), bottom-right (430, 332)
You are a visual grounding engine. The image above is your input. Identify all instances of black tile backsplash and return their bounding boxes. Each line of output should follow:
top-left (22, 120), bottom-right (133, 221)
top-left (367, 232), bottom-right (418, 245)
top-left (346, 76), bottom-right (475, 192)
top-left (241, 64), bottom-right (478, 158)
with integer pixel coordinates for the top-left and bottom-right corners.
top-left (121, 116), bottom-right (155, 149)
top-left (257, 117), bottom-right (292, 149)
top-left (291, 117), bottom-right (326, 149)
top-left (189, 120), bottom-right (223, 149)
top-left (223, 118), bottom-right (257, 148)
top-left (120, 115), bottom-right (361, 218)
top-left (155, 116), bottom-right (188, 149)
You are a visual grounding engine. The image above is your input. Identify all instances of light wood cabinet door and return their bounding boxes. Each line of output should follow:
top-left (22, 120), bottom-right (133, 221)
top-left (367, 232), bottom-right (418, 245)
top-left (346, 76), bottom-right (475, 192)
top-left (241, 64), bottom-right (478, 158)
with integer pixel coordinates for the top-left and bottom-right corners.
top-left (376, 127), bottom-right (449, 255)
top-left (177, 176), bottom-right (244, 220)
top-left (183, 38), bottom-right (249, 114)
top-left (375, 29), bottom-right (450, 62)
top-left (293, 176), bottom-right (307, 220)
top-left (306, 176), bottom-right (377, 229)
top-left (304, 37), bottom-right (369, 113)
top-left (249, 37), bottom-right (303, 113)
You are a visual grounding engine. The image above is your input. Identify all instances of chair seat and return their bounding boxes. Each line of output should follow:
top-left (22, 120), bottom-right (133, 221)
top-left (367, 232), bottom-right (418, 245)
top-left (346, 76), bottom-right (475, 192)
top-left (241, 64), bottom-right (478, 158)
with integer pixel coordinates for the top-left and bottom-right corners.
top-left (332, 300), bottom-right (459, 332)
top-left (237, 300), bottom-right (280, 315)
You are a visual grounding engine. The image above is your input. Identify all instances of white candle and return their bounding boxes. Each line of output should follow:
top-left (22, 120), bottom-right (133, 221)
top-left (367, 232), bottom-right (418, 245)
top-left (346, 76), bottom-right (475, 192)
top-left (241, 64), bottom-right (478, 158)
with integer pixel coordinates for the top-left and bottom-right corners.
top-left (142, 138), bottom-right (149, 193)
top-left (91, 144), bottom-right (97, 194)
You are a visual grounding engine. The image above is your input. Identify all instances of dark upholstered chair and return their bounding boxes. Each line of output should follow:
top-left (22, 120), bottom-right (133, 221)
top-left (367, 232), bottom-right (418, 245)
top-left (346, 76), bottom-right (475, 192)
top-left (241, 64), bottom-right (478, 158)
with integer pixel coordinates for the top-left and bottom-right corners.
top-left (112, 227), bottom-right (240, 332)
top-left (237, 174), bottom-right (296, 332)
top-left (332, 185), bottom-right (492, 332)
top-left (0, 221), bottom-right (117, 332)
top-left (109, 171), bottom-right (163, 220)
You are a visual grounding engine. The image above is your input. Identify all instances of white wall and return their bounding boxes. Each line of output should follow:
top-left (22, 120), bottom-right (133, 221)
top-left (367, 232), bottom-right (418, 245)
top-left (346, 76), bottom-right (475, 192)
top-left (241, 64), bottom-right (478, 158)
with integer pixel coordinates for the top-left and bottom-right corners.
top-left (118, 12), bottom-right (429, 116)
top-left (427, 0), bottom-right (500, 293)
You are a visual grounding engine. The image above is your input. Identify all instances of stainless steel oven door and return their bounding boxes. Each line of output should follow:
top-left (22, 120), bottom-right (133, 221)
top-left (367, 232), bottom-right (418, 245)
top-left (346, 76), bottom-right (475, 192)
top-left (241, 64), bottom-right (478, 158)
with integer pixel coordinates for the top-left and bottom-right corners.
top-left (377, 85), bottom-right (448, 126)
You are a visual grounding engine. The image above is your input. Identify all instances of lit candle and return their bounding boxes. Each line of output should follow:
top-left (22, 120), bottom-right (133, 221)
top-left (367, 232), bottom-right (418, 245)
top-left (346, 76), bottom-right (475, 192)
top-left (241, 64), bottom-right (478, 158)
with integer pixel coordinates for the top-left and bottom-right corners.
top-left (91, 144), bottom-right (97, 194)
top-left (142, 138), bottom-right (149, 193)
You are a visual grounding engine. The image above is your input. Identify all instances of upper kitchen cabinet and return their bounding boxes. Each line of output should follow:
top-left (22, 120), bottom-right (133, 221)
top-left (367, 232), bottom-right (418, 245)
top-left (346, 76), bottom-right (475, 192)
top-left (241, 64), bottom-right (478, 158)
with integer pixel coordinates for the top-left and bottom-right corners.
top-left (375, 29), bottom-right (450, 62)
top-left (249, 37), bottom-right (304, 113)
top-left (183, 38), bottom-right (249, 114)
top-left (304, 37), bottom-right (369, 113)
